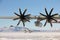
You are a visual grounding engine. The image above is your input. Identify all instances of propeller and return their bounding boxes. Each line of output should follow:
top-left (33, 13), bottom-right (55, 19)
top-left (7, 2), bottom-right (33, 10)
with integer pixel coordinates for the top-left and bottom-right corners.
top-left (40, 8), bottom-right (58, 27)
top-left (13, 8), bottom-right (31, 26)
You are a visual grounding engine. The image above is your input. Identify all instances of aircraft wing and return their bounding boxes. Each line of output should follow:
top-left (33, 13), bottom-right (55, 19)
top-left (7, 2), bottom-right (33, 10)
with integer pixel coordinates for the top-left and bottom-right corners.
top-left (53, 15), bottom-right (60, 19)
top-left (0, 16), bottom-right (18, 19)
top-left (0, 15), bottom-right (45, 19)
top-left (0, 15), bottom-right (60, 20)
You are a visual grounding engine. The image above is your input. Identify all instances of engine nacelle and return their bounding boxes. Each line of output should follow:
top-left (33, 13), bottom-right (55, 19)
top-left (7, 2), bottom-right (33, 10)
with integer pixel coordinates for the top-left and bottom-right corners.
top-left (34, 21), bottom-right (42, 27)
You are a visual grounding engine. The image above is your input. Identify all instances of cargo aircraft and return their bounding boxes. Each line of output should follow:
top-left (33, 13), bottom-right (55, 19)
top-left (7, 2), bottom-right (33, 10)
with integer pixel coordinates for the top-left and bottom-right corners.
top-left (0, 8), bottom-right (60, 32)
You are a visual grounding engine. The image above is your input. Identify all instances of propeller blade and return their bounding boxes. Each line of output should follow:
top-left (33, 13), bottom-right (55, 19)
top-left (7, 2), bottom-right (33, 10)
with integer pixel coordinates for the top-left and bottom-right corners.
top-left (23, 9), bottom-right (27, 15)
top-left (26, 19), bottom-right (30, 22)
top-left (51, 18), bottom-right (57, 22)
top-left (49, 8), bottom-right (54, 15)
top-left (24, 17), bottom-right (30, 22)
top-left (13, 18), bottom-right (19, 20)
top-left (25, 14), bottom-right (31, 17)
top-left (17, 20), bottom-right (21, 26)
top-left (22, 21), bottom-right (25, 26)
top-left (50, 22), bottom-right (52, 27)
top-left (40, 13), bottom-right (46, 17)
top-left (45, 8), bottom-right (48, 16)
top-left (14, 12), bottom-right (20, 16)
top-left (44, 20), bottom-right (47, 26)
top-left (19, 8), bottom-right (22, 15)
top-left (27, 20), bottom-right (30, 22)
top-left (51, 14), bottom-right (58, 17)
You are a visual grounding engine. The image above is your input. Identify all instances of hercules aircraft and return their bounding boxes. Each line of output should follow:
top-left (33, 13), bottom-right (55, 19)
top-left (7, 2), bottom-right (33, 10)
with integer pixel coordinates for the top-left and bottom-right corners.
top-left (0, 8), bottom-right (60, 32)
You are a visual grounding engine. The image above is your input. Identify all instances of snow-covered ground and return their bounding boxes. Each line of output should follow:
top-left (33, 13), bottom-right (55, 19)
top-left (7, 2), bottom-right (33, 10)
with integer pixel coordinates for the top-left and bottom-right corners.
top-left (0, 26), bottom-right (60, 40)
top-left (0, 32), bottom-right (60, 40)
